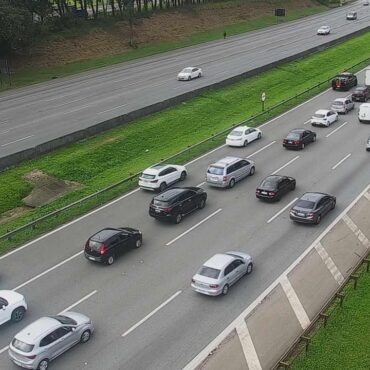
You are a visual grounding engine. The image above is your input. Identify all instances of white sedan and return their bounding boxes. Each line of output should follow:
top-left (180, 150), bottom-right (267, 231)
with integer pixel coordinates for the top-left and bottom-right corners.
top-left (317, 25), bottom-right (331, 35)
top-left (177, 67), bottom-right (202, 81)
top-left (139, 164), bottom-right (187, 192)
top-left (0, 290), bottom-right (27, 325)
top-left (311, 109), bottom-right (338, 127)
top-left (226, 126), bottom-right (262, 147)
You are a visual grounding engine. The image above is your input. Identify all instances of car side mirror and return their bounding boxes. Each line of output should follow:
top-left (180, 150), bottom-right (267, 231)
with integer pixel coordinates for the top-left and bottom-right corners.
top-left (72, 327), bottom-right (76, 332)
top-left (1, 305), bottom-right (5, 310)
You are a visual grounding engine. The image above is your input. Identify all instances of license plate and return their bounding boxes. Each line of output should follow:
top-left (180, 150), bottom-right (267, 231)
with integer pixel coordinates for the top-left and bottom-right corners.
top-left (211, 176), bottom-right (219, 182)
top-left (297, 212), bottom-right (305, 217)
top-left (88, 256), bottom-right (97, 261)
top-left (288, 141), bottom-right (293, 144)
top-left (155, 209), bottom-right (161, 213)
top-left (261, 191), bottom-right (267, 195)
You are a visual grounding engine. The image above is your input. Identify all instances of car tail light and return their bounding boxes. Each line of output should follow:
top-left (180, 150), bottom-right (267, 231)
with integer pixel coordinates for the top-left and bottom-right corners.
top-left (307, 213), bottom-right (314, 219)
top-left (269, 192), bottom-right (276, 196)
top-left (209, 284), bottom-right (219, 289)
top-left (223, 176), bottom-right (228, 181)
top-left (151, 180), bottom-right (158, 183)
top-left (256, 189), bottom-right (260, 194)
top-left (163, 207), bottom-right (173, 213)
top-left (283, 139), bottom-right (288, 144)
top-left (100, 244), bottom-right (107, 254)
top-left (293, 140), bottom-right (301, 145)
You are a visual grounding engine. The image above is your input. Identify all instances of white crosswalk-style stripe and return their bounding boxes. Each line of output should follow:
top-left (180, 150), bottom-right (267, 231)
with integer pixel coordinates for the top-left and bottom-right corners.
top-left (315, 242), bottom-right (344, 284)
top-left (342, 214), bottom-right (370, 249)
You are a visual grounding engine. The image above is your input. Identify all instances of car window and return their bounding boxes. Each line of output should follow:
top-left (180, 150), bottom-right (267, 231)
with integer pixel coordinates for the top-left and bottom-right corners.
top-left (233, 161), bottom-right (242, 170)
top-left (226, 164), bottom-right (235, 174)
top-left (240, 160), bottom-right (249, 167)
top-left (158, 168), bottom-right (170, 177)
top-left (177, 191), bottom-right (191, 202)
top-left (199, 266), bottom-right (220, 279)
top-left (192, 68), bottom-right (197, 72)
top-left (55, 327), bottom-right (73, 338)
top-left (207, 166), bottom-right (224, 175)
top-left (295, 200), bottom-right (315, 209)
top-left (141, 173), bottom-right (156, 179)
top-left (0, 297), bottom-right (8, 307)
top-left (287, 133), bottom-right (300, 140)
top-left (233, 260), bottom-right (243, 268)
top-left (119, 233), bottom-right (129, 241)
top-left (12, 339), bottom-right (34, 353)
top-left (245, 129), bottom-right (251, 134)
top-left (224, 263), bottom-right (235, 276)
top-left (167, 167), bottom-right (177, 174)
top-left (230, 130), bottom-right (243, 136)
top-left (40, 330), bottom-right (59, 347)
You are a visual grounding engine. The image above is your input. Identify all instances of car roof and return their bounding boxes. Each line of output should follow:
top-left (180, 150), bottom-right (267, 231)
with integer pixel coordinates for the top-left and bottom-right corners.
top-left (143, 164), bottom-right (168, 174)
top-left (203, 253), bottom-right (235, 270)
top-left (333, 98), bottom-right (347, 102)
top-left (360, 103), bottom-right (370, 108)
top-left (300, 192), bottom-right (328, 202)
top-left (231, 126), bottom-right (250, 131)
top-left (289, 128), bottom-right (305, 134)
top-left (154, 187), bottom-right (191, 201)
top-left (338, 72), bottom-right (353, 77)
top-left (315, 109), bottom-right (330, 113)
top-left (91, 228), bottom-right (121, 241)
top-left (15, 317), bottom-right (60, 343)
top-left (211, 156), bottom-right (243, 167)
top-left (263, 175), bottom-right (285, 182)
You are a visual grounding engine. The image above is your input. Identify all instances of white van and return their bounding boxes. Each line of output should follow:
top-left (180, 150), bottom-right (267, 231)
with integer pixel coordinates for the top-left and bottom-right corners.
top-left (358, 103), bottom-right (370, 123)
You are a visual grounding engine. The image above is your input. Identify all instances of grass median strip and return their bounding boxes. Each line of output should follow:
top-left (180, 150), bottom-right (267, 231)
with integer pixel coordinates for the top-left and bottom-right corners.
top-left (1, 31), bottom-right (370, 254)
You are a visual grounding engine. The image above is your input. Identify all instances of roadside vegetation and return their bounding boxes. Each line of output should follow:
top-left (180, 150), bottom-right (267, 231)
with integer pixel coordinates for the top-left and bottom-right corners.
top-left (1, 30), bottom-right (370, 253)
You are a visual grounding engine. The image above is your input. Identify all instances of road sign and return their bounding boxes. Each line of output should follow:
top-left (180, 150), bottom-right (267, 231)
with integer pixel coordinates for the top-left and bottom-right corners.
top-left (275, 8), bottom-right (286, 17)
top-left (261, 92), bottom-right (266, 102)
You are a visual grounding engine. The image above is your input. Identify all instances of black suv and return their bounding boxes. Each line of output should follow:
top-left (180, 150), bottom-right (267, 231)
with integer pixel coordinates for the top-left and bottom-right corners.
top-left (149, 187), bottom-right (207, 224)
top-left (84, 227), bottom-right (142, 265)
top-left (283, 129), bottom-right (316, 150)
top-left (332, 72), bottom-right (357, 91)
top-left (352, 86), bottom-right (370, 102)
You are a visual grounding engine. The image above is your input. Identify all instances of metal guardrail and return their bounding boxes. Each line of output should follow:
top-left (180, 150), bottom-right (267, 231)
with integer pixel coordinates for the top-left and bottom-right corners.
top-left (1, 56), bottom-right (369, 242)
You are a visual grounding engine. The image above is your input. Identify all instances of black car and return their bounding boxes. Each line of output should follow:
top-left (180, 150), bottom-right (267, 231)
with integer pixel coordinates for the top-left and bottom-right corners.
top-left (283, 129), bottom-right (316, 150)
top-left (84, 227), bottom-right (142, 265)
top-left (149, 187), bottom-right (207, 224)
top-left (352, 86), bottom-right (370, 102)
top-left (290, 192), bottom-right (336, 224)
top-left (331, 72), bottom-right (357, 91)
top-left (256, 175), bottom-right (296, 201)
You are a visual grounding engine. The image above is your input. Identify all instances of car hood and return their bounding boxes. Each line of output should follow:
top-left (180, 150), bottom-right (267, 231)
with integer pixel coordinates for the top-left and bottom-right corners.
top-left (0, 290), bottom-right (25, 305)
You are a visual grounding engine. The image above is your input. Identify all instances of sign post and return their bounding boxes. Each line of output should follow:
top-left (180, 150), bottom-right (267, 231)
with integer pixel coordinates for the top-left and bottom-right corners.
top-left (261, 92), bottom-right (266, 112)
top-left (275, 8), bottom-right (286, 24)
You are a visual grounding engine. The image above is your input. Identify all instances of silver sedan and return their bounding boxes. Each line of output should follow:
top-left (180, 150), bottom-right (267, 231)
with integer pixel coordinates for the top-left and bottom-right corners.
top-left (191, 251), bottom-right (253, 296)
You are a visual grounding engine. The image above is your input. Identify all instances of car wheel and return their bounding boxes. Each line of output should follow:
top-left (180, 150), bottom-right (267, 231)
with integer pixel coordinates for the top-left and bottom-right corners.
top-left (243, 140), bottom-right (248, 147)
top-left (198, 198), bottom-right (206, 209)
top-left (188, 76), bottom-right (191, 81)
top-left (198, 73), bottom-right (201, 78)
top-left (174, 213), bottom-right (182, 224)
top-left (229, 178), bottom-right (235, 188)
top-left (107, 254), bottom-right (115, 265)
top-left (11, 307), bottom-right (26, 322)
top-left (345, 108), bottom-right (348, 114)
top-left (135, 239), bottom-right (142, 248)
top-left (249, 166), bottom-right (255, 176)
top-left (354, 78), bottom-right (358, 86)
top-left (315, 215), bottom-right (321, 225)
top-left (222, 284), bottom-right (229, 295)
top-left (80, 329), bottom-right (91, 343)
top-left (37, 359), bottom-right (49, 370)
top-left (257, 132), bottom-right (262, 139)
top-left (159, 182), bottom-right (167, 192)
top-left (180, 171), bottom-right (187, 181)
top-left (331, 200), bottom-right (336, 210)
top-left (246, 263), bottom-right (253, 275)
top-left (301, 143), bottom-right (305, 149)
top-left (291, 182), bottom-right (296, 191)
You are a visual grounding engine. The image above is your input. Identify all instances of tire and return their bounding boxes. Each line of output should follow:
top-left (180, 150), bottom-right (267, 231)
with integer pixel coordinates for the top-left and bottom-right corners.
top-left (354, 78), bottom-right (358, 86)
top-left (198, 198), bottom-right (206, 209)
top-left (174, 213), bottom-right (182, 224)
top-left (315, 215), bottom-right (321, 225)
top-left (345, 109), bottom-right (348, 114)
top-left (291, 182), bottom-right (296, 191)
top-left (246, 263), bottom-right (253, 275)
top-left (301, 143), bottom-right (305, 149)
top-left (80, 329), bottom-right (91, 343)
top-left (257, 132), bottom-right (262, 139)
top-left (243, 140), bottom-right (248, 147)
top-left (135, 238), bottom-right (142, 248)
top-left (198, 73), bottom-right (201, 78)
top-left (11, 307), bottom-right (26, 323)
top-left (159, 182), bottom-right (167, 192)
top-left (312, 135), bottom-right (316, 142)
top-left (107, 254), bottom-right (115, 265)
top-left (188, 76), bottom-right (191, 81)
top-left (249, 166), bottom-right (255, 176)
top-left (180, 171), bottom-right (187, 181)
top-left (331, 200), bottom-right (336, 210)
top-left (37, 359), bottom-right (49, 370)
top-left (222, 284), bottom-right (229, 295)
top-left (229, 178), bottom-right (235, 188)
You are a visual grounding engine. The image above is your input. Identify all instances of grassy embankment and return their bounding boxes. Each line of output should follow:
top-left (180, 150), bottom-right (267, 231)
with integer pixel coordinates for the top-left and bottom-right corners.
top-left (1, 5), bottom-right (327, 91)
top-left (1, 31), bottom-right (370, 254)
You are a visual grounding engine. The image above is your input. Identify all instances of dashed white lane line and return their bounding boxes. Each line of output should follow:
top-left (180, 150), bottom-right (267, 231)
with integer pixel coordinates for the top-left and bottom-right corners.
top-left (325, 122), bottom-right (347, 138)
top-left (248, 141), bottom-right (276, 158)
top-left (267, 197), bottom-right (298, 224)
top-left (196, 182), bottom-right (205, 187)
top-left (0, 129), bottom-right (10, 135)
top-left (332, 153), bottom-right (351, 170)
top-left (121, 290), bottom-right (182, 338)
top-left (315, 242), bottom-right (344, 284)
top-left (166, 208), bottom-right (222, 246)
top-left (271, 155), bottom-right (300, 175)
top-left (58, 290), bottom-right (97, 314)
top-left (303, 119), bottom-right (311, 125)
top-left (1, 135), bottom-right (34, 147)
top-left (0, 346), bottom-right (8, 355)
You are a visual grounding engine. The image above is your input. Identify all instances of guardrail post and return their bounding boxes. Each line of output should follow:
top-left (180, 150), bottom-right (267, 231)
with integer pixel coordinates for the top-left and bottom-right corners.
top-left (319, 313), bottom-right (329, 328)
top-left (278, 361), bottom-right (290, 369)
top-left (7, 229), bottom-right (11, 241)
top-left (336, 292), bottom-right (345, 307)
top-left (363, 258), bottom-right (370, 272)
top-left (301, 336), bottom-right (310, 353)
top-left (349, 274), bottom-right (359, 289)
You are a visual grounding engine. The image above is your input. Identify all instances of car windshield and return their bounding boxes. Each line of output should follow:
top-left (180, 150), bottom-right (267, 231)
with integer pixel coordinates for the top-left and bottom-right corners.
top-left (199, 266), bottom-right (221, 279)
top-left (230, 130), bottom-right (243, 136)
top-left (12, 339), bottom-right (34, 353)
top-left (89, 239), bottom-right (103, 252)
top-left (260, 179), bottom-right (277, 190)
top-left (295, 200), bottom-right (315, 209)
top-left (50, 315), bottom-right (77, 325)
top-left (141, 173), bottom-right (156, 179)
top-left (314, 113), bottom-right (326, 117)
top-left (286, 133), bottom-right (300, 140)
top-left (332, 102), bottom-right (343, 106)
top-left (181, 68), bottom-right (192, 73)
top-left (207, 166), bottom-right (224, 175)
top-left (153, 199), bottom-right (169, 207)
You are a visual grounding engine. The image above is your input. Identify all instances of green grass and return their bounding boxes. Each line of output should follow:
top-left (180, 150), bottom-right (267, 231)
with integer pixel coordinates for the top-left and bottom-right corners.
top-left (291, 266), bottom-right (370, 370)
top-left (1, 5), bottom-right (327, 91)
top-left (1, 30), bottom-right (370, 254)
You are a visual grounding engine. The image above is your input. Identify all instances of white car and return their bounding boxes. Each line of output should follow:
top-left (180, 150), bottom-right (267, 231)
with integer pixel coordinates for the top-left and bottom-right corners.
top-left (0, 291), bottom-right (27, 325)
top-left (225, 126), bottom-right (262, 147)
top-left (317, 26), bottom-right (331, 35)
top-left (311, 109), bottom-right (338, 127)
top-left (177, 67), bottom-right (202, 81)
top-left (139, 164), bottom-right (187, 192)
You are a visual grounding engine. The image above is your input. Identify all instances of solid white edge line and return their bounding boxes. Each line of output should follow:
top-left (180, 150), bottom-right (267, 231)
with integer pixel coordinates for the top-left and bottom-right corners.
top-left (303, 119), bottom-right (311, 125)
top-left (121, 290), bottom-right (182, 338)
top-left (1, 135), bottom-right (34, 147)
top-left (267, 198), bottom-right (298, 224)
top-left (0, 346), bottom-right (9, 355)
top-left (166, 209), bottom-right (222, 246)
top-left (196, 182), bottom-right (205, 187)
top-left (248, 141), bottom-right (276, 158)
top-left (271, 155), bottom-right (300, 176)
top-left (325, 121), bottom-right (347, 138)
top-left (182, 183), bottom-right (370, 370)
top-left (58, 290), bottom-right (97, 314)
top-left (12, 251), bottom-right (83, 291)
top-left (332, 153), bottom-right (351, 170)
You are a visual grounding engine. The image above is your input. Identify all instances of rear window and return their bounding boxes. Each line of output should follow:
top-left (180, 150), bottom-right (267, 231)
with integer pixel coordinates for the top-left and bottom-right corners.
top-left (12, 339), bottom-right (34, 353)
top-left (199, 267), bottom-right (221, 279)
top-left (295, 200), bottom-right (315, 209)
top-left (332, 102), bottom-right (343, 106)
top-left (141, 173), bottom-right (156, 179)
top-left (153, 200), bottom-right (169, 207)
top-left (89, 240), bottom-right (103, 252)
top-left (260, 179), bottom-right (277, 190)
top-left (207, 166), bottom-right (224, 175)
top-left (286, 133), bottom-right (300, 140)
top-left (314, 113), bottom-right (327, 117)
top-left (230, 130), bottom-right (243, 136)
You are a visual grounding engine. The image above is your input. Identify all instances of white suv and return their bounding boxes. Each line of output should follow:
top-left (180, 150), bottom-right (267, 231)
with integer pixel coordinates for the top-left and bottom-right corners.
top-left (0, 291), bottom-right (27, 325)
top-left (139, 164), bottom-right (187, 192)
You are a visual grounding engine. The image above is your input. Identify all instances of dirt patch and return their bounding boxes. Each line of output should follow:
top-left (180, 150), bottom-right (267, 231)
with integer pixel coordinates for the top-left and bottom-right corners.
top-left (0, 207), bottom-right (30, 226)
top-left (14, 0), bottom-right (321, 70)
top-left (22, 170), bottom-right (82, 208)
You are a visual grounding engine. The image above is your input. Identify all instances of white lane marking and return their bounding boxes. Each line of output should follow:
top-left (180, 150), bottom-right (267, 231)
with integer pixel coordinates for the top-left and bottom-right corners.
top-left (364, 192), bottom-right (370, 202)
top-left (325, 122), bottom-right (347, 138)
top-left (12, 251), bottom-right (83, 291)
top-left (58, 290), bottom-right (97, 314)
top-left (342, 214), bottom-right (370, 249)
top-left (331, 153), bottom-right (351, 170)
top-left (271, 155), bottom-right (300, 175)
top-left (280, 276), bottom-right (310, 330)
top-left (235, 318), bottom-right (262, 370)
top-left (98, 104), bottom-right (127, 115)
top-left (166, 209), bottom-right (222, 246)
top-left (182, 184), bottom-right (370, 370)
top-left (303, 119), bottom-right (311, 125)
top-left (0, 130), bottom-right (10, 135)
top-left (186, 144), bottom-right (227, 165)
top-left (0, 346), bottom-right (8, 355)
top-left (1, 135), bottom-right (34, 147)
top-left (121, 290), bottom-right (182, 338)
top-left (248, 141), bottom-right (276, 158)
top-left (267, 197), bottom-right (298, 224)
top-left (315, 242), bottom-right (344, 284)
top-left (196, 182), bottom-right (205, 187)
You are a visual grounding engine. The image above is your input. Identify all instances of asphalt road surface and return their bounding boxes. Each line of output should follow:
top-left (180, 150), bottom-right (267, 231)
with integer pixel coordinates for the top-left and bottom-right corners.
top-left (0, 1), bottom-right (370, 159)
top-left (0, 67), bottom-right (369, 370)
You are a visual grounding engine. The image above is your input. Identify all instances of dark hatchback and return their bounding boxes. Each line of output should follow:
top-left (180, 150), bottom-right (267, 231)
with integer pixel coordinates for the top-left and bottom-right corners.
top-left (331, 73), bottom-right (357, 91)
top-left (84, 227), bottom-right (142, 265)
top-left (149, 187), bottom-right (207, 224)
top-left (283, 129), bottom-right (316, 150)
top-left (352, 86), bottom-right (370, 102)
top-left (290, 192), bottom-right (336, 224)
top-left (256, 175), bottom-right (296, 201)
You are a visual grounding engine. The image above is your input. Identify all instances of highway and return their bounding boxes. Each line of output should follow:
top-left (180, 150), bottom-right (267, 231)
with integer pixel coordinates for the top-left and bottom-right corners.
top-left (0, 1), bottom-right (370, 160)
top-left (0, 68), bottom-right (369, 369)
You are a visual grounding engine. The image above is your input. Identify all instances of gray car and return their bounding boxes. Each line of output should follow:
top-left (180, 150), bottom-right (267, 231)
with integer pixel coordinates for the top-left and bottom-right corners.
top-left (331, 97), bottom-right (354, 114)
top-left (8, 312), bottom-right (93, 370)
top-left (366, 136), bottom-right (370, 151)
top-left (191, 251), bottom-right (253, 296)
top-left (206, 156), bottom-right (255, 188)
